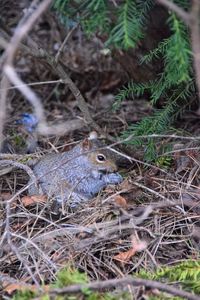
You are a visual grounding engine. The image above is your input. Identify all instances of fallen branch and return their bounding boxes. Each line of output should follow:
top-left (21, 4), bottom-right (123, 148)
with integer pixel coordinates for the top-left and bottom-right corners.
top-left (46, 276), bottom-right (200, 300)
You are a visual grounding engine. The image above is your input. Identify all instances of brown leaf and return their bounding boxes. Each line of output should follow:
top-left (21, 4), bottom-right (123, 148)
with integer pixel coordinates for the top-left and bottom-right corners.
top-left (3, 281), bottom-right (49, 294)
top-left (113, 195), bottom-right (128, 209)
top-left (113, 235), bottom-right (147, 263)
top-left (21, 195), bottom-right (47, 207)
top-left (120, 179), bottom-right (132, 190)
top-left (3, 283), bottom-right (34, 294)
top-left (113, 248), bottom-right (136, 263)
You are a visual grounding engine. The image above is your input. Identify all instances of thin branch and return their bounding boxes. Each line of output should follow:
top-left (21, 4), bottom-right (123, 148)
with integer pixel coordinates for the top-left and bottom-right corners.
top-left (156, 0), bottom-right (191, 25)
top-left (0, 38), bottom-right (84, 135)
top-left (5, 0), bottom-right (52, 67)
top-left (55, 24), bottom-right (78, 63)
top-left (0, 79), bottom-right (63, 91)
top-left (2, 0), bottom-right (52, 128)
top-left (37, 48), bottom-right (101, 132)
top-left (4, 65), bottom-right (46, 123)
top-left (1, 15), bottom-right (101, 135)
top-left (47, 276), bottom-right (200, 300)
top-left (0, 0), bottom-right (85, 136)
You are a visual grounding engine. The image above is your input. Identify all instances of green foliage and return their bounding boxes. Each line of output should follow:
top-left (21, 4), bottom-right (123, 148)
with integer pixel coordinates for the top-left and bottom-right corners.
top-left (52, 0), bottom-right (77, 28)
top-left (12, 268), bottom-right (131, 300)
top-left (80, 0), bottom-right (109, 35)
top-left (139, 260), bottom-right (200, 298)
top-left (115, 12), bottom-right (193, 161)
top-left (106, 0), bottom-right (143, 49)
top-left (12, 134), bottom-right (26, 148)
top-left (164, 14), bottom-right (191, 85)
top-left (52, 0), bottom-right (110, 33)
top-left (12, 290), bottom-right (36, 300)
top-left (52, 268), bottom-right (131, 299)
top-left (119, 13), bottom-right (192, 106)
top-left (52, 0), bottom-right (153, 42)
top-left (52, 1), bottom-right (195, 162)
top-left (53, 267), bottom-right (88, 288)
top-left (113, 80), bottom-right (155, 111)
top-left (155, 155), bottom-right (172, 169)
top-left (120, 88), bottom-right (192, 161)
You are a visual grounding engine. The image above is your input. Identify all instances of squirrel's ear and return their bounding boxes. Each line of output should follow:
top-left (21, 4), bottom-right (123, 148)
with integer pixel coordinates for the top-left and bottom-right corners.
top-left (82, 138), bottom-right (92, 151)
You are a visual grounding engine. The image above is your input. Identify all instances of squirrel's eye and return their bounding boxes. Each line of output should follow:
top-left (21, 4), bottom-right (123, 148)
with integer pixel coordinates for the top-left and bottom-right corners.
top-left (97, 154), bottom-right (106, 162)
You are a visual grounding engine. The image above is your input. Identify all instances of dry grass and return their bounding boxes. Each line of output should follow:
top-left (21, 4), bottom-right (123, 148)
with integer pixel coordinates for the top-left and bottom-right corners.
top-left (0, 161), bottom-right (200, 285)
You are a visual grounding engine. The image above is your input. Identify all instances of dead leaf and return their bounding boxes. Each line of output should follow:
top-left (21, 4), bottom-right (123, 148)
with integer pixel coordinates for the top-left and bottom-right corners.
top-left (3, 283), bottom-right (35, 294)
top-left (120, 179), bottom-right (132, 190)
top-left (113, 248), bottom-right (136, 263)
top-left (21, 195), bottom-right (47, 206)
top-left (113, 235), bottom-right (147, 263)
top-left (3, 281), bottom-right (49, 294)
top-left (113, 195), bottom-right (128, 209)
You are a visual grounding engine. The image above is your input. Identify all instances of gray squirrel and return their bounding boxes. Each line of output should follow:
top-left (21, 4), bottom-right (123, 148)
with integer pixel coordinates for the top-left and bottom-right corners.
top-left (28, 132), bottom-right (123, 207)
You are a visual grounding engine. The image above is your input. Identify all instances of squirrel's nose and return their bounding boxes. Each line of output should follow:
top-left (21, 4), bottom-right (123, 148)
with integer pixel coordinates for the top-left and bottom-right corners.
top-left (107, 161), bottom-right (118, 172)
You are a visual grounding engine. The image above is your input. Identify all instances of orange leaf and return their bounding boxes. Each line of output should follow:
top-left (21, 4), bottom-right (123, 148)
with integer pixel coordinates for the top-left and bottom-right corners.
top-left (113, 248), bottom-right (136, 263)
top-left (3, 283), bottom-right (35, 294)
top-left (21, 195), bottom-right (47, 206)
top-left (113, 235), bottom-right (147, 263)
top-left (3, 281), bottom-right (49, 294)
top-left (113, 195), bottom-right (128, 209)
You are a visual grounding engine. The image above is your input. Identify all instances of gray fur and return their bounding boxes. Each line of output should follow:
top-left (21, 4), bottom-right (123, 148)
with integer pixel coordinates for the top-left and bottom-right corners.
top-left (28, 141), bottom-right (123, 207)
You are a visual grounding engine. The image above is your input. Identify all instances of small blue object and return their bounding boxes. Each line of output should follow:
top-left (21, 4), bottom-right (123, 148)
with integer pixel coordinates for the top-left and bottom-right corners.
top-left (16, 113), bottom-right (38, 133)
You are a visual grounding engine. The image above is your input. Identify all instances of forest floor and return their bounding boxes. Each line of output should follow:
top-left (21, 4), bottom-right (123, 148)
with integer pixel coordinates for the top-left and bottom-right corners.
top-left (0, 8), bottom-right (200, 300)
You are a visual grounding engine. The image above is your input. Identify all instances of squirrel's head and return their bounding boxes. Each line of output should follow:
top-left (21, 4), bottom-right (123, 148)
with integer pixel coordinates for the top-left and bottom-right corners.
top-left (80, 133), bottom-right (118, 172)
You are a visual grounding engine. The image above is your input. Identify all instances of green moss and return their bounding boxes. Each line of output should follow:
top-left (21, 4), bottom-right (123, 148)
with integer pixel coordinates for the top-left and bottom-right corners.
top-left (138, 260), bottom-right (200, 298)
top-left (12, 290), bottom-right (36, 300)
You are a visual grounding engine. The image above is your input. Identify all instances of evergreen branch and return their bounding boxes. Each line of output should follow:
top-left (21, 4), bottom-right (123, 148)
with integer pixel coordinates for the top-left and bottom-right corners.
top-left (107, 0), bottom-right (144, 49)
top-left (121, 80), bottom-right (194, 161)
top-left (80, 0), bottom-right (109, 34)
top-left (113, 81), bottom-right (155, 110)
top-left (165, 14), bottom-right (192, 84)
top-left (140, 39), bottom-right (168, 64)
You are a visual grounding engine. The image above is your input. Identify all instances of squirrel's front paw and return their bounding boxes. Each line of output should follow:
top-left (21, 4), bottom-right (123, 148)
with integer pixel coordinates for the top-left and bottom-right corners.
top-left (103, 172), bottom-right (123, 184)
